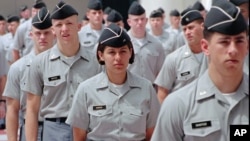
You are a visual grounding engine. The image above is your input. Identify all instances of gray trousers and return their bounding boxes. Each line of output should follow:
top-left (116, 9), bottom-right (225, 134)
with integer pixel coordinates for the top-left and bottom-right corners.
top-left (43, 120), bottom-right (73, 141)
top-left (20, 122), bottom-right (43, 141)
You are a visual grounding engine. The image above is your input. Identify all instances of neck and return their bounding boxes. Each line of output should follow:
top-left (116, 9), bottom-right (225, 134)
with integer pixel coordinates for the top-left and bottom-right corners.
top-left (58, 38), bottom-right (80, 57)
top-left (152, 28), bottom-right (162, 36)
top-left (189, 44), bottom-right (202, 54)
top-left (208, 65), bottom-right (243, 93)
top-left (107, 70), bottom-right (127, 85)
top-left (91, 23), bottom-right (102, 30)
top-left (132, 30), bottom-right (145, 39)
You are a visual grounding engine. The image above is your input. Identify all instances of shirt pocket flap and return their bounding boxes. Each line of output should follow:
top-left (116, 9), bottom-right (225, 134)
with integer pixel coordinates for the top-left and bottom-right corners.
top-left (128, 106), bottom-right (143, 116)
top-left (88, 105), bottom-right (112, 117)
top-left (184, 119), bottom-right (221, 137)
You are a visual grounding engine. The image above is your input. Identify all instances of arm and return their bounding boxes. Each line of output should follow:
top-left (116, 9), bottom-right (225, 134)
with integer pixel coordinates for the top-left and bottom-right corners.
top-left (5, 97), bottom-right (20, 141)
top-left (25, 93), bottom-right (41, 141)
top-left (73, 127), bottom-right (87, 141)
top-left (157, 86), bottom-right (169, 104)
top-left (146, 127), bottom-right (154, 141)
top-left (12, 49), bottom-right (20, 62)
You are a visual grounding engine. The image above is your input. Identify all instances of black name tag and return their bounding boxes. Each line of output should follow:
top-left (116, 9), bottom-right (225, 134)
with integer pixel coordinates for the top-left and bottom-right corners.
top-left (192, 121), bottom-right (211, 129)
top-left (48, 76), bottom-right (61, 81)
top-left (93, 105), bottom-right (106, 110)
top-left (84, 41), bottom-right (91, 44)
top-left (181, 71), bottom-right (190, 76)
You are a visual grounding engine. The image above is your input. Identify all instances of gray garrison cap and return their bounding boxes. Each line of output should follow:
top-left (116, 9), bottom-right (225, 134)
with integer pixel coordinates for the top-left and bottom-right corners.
top-left (205, 0), bottom-right (247, 35)
top-left (150, 10), bottom-right (163, 18)
top-left (88, 0), bottom-right (102, 10)
top-left (99, 23), bottom-right (130, 47)
top-left (50, 1), bottom-right (78, 20)
top-left (170, 9), bottom-right (180, 17)
top-left (128, 1), bottom-right (145, 15)
top-left (32, 7), bottom-right (52, 29)
top-left (7, 16), bottom-right (20, 23)
top-left (107, 9), bottom-right (123, 22)
top-left (193, 1), bottom-right (205, 11)
top-left (181, 7), bottom-right (203, 25)
top-left (33, 0), bottom-right (46, 9)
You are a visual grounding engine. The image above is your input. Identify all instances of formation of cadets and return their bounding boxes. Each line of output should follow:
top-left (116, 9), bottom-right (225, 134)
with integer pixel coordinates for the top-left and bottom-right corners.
top-left (0, 0), bottom-right (248, 141)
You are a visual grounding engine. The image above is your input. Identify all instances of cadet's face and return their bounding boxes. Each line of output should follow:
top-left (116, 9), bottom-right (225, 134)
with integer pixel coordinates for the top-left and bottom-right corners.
top-left (202, 32), bottom-right (248, 75)
top-left (98, 45), bottom-right (132, 75)
top-left (183, 20), bottom-right (203, 47)
top-left (128, 14), bottom-right (148, 34)
top-left (30, 27), bottom-right (55, 54)
top-left (170, 16), bottom-right (180, 28)
top-left (149, 17), bottom-right (164, 30)
top-left (239, 3), bottom-right (249, 22)
top-left (52, 15), bottom-right (81, 43)
top-left (0, 20), bottom-right (6, 34)
top-left (87, 9), bottom-right (103, 26)
top-left (7, 21), bottom-right (19, 34)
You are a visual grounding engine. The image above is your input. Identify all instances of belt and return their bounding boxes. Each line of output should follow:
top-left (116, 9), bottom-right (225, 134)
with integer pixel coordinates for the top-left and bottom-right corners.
top-left (23, 120), bottom-right (43, 126)
top-left (45, 117), bottom-right (67, 123)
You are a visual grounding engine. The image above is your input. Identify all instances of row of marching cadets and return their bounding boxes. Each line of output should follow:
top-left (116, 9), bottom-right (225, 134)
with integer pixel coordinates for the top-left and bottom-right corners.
top-left (1, 0), bottom-right (249, 141)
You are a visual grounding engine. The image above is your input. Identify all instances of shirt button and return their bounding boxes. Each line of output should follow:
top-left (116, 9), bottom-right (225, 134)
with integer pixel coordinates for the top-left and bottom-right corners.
top-left (120, 111), bottom-right (123, 115)
top-left (70, 95), bottom-right (73, 98)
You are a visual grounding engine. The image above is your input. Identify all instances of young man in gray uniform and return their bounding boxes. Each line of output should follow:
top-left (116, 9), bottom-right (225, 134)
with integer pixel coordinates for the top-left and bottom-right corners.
top-left (148, 9), bottom-right (178, 56)
top-left (127, 1), bottom-right (165, 84)
top-left (78, 0), bottom-right (105, 53)
top-left (106, 9), bottom-right (125, 29)
top-left (154, 7), bottom-right (208, 104)
top-left (12, 0), bottom-right (46, 62)
top-left (3, 7), bottom-right (54, 141)
top-left (23, 1), bottom-right (101, 141)
top-left (152, 0), bottom-right (249, 140)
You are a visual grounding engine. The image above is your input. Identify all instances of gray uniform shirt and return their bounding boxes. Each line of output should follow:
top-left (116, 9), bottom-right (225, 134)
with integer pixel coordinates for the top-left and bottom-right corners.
top-left (12, 19), bottom-right (33, 57)
top-left (23, 45), bottom-right (101, 118)
top-left (154, 44), bottom-right (208, 93)
top-left (78, 24), bottom-right (104, 53)
top-left (3, 50), bottom-right (35, 118)
top-left (149, 30), bottom-right (178, 56)
top-left (66, 71), bottom-right (160, 140)
top-left (1, 33), bottom-right (15, 65)
top-left (151, 70), bottom-right (249, 141)
top-left (127, 31), bottom-right (165, 83)
top-left (0, 37), bottom-right (8, 76)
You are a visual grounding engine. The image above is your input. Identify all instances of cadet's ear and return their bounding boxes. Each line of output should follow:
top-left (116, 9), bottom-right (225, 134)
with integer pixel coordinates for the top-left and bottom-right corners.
top-left (201, 38), bottom-right (209, 56)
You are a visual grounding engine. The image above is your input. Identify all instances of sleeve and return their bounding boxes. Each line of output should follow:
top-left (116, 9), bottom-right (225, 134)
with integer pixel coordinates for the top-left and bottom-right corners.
top-left (22, 57), bottom-right (43, 96)
top-left (66, 83), bottom-right (89, 130)
top-left (12, 23), bottom-right (26, 50)
top-left (3, 62), bottom-right (21, 100)
top-left (155, 43), bottom-right (166, 76)
top-left (154, 53), bottom-right (177, 90)
top-left (151, 93), bottom-right (185, 141)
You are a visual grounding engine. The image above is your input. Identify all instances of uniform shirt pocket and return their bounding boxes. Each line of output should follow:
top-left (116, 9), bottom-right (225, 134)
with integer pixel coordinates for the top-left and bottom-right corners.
top-left (184, 119), bottom-right (221, 140)
top-left (177, 70), bottom-right (195, 81)
top-left (88, 105), bottom-right (113, 128)
top-left (124, 106), bottom-right (146, 132)
top-left (43, 75), bottom-right (66, 96)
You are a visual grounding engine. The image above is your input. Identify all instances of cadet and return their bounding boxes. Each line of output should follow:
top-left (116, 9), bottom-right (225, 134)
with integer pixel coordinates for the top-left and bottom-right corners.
top-left (24, 1), bottom-right (101, 141)
top-left (3, 7), bottom-right (54, 141)
top-left (0, 15), bottom-right (6, 36)
top-left (81, 14), bottom-right (89, 28)
top-left (103, 6), bottom-right (112, 26)
top-left (12, 0), bottom-right (46, 62)
top-left (152, 0), bottom-right (249, 140)
top-left (0, 16), bottom-right (20, 66)
top-left (66, 23), bottom-right (160, 141)
top-left (154, 7), bottom-right (208, 104)
top-left (192, 1), bottom-right (207, 19)
top-left (78, 0), bottom-right (105, 53)
top-left (106, 9), bottom-right (125, 29)
top-left (19, 5), bottom-right (31, 24)
top-left (149, 9), bottom-right (178, 56)
top-left (166, 9), bottom-right (182, 35)
top-left (230, 0), bottom-right (249, 23)
top-left (157, 7), bottom-right (169, 30)
top-left (127, 1), bottom-right (165, 84)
